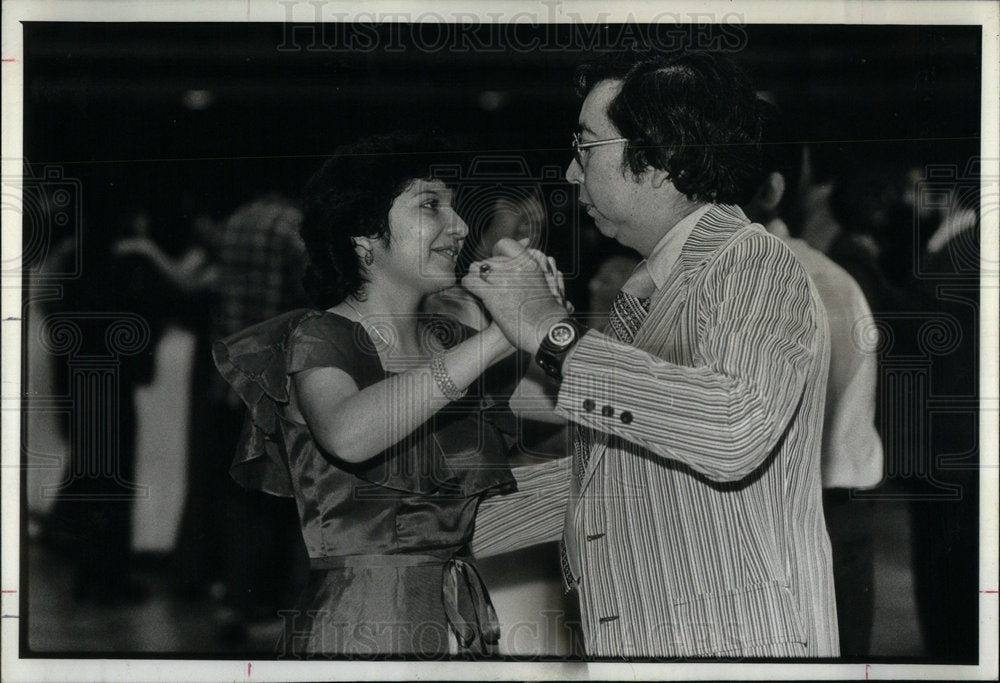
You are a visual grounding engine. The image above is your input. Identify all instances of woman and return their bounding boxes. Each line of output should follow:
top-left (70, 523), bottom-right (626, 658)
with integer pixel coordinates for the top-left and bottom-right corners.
top-left (213, 132), bottom-right (565, 657)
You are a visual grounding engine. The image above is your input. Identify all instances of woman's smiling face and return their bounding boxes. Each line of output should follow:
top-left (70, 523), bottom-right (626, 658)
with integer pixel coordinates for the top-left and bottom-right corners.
top-left (372, 178), bottom-right (469, 294)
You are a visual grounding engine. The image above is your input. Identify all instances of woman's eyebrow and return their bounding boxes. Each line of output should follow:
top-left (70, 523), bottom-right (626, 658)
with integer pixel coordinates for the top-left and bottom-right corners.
top-left (414, 188), bottom-right (452, 200)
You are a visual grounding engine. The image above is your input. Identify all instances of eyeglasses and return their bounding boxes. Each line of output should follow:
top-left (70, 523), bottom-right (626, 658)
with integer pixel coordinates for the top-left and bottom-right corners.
top-left (572, 132), bottom-right (629, 167)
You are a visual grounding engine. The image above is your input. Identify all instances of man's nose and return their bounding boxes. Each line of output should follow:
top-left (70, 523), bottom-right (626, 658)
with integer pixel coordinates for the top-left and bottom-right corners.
top-left (565, 157), bottom-right (583, 184)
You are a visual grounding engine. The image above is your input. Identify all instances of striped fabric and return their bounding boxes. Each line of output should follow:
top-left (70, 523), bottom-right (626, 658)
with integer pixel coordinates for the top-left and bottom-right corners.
top-left (577, 291), bottom-right (651, 482)
top-left (472, 457), bottom-right (571, 558)
top-left (473, 204), bottom-right (839, 659)
top-left (564, 291), bottom-right (653, 592)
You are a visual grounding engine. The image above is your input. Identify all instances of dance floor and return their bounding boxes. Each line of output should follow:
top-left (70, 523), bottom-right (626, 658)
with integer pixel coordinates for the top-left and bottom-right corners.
top-left (20, 497), bottom-right (925, 659)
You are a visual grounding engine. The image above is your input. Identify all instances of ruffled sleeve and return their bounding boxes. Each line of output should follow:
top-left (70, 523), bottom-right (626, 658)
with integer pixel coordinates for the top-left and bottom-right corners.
top-left (213, 310), bottom-right (523, 499)
top-left (212, 309), bottom-right (378, 497)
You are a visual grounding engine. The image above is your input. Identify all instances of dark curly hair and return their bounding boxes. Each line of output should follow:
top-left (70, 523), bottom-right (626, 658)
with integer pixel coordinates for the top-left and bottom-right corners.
top-left (300, 131), bottom-right (457, 307)
top-left (575, 50), bottom-right (763, 205)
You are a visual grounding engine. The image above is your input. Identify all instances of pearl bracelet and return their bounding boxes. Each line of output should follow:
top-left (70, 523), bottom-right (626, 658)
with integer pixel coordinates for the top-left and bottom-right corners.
top-left (430, 353), bottom-right (467, 401)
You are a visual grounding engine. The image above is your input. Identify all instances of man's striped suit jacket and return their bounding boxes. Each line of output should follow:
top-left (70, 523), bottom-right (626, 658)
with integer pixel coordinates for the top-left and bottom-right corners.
top-left (474, 204), bottom-right (840, 658)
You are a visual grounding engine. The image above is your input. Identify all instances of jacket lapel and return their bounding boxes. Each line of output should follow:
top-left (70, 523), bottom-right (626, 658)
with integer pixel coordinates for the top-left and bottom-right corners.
top-left (573, 205), bottom-right (751, 499)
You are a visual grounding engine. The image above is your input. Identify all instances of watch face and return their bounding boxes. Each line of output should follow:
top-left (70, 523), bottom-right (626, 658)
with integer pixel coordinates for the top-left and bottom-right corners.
top-left (548, 321), bottom-right (576, 348)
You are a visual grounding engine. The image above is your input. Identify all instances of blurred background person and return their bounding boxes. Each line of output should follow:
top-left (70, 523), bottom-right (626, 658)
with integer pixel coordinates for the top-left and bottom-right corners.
top-left (42, 207), bottom-right (214, 605)
top-left (815, 144), bottom-right (980, 660)
top-left (902, 162), bottom-right (981, 662)
top-left (825, 155), bottom-right (916, 316)
top-left (480, 193), bottom-right (548, 253)
top-left (742, 101), bottom-right (884, 657)
top-left (172, 194), bottom-right (311, 642)
top-left (795, 145), bottom-right (843, 254)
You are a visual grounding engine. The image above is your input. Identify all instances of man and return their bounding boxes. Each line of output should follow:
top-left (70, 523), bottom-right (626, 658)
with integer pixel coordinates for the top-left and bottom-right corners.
top-left (743, 101), bottom-right (883, 656)
top-left (467, 51), bottom-right (838, 658)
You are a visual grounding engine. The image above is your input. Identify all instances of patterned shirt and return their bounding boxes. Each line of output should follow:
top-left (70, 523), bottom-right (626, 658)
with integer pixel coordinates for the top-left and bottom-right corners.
top-left (214, 198), bottom-right (308, 341)
top-left (211, 197), bottom-right (309, 405)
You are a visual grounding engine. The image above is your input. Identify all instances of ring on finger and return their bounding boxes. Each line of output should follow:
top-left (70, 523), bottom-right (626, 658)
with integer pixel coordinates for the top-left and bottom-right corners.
top-left (478, 263), bottom-right (492, 281)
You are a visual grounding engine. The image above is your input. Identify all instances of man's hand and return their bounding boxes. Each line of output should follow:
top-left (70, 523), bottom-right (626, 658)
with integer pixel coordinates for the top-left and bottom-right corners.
top-left (461, 238), bottom-right (570, 355)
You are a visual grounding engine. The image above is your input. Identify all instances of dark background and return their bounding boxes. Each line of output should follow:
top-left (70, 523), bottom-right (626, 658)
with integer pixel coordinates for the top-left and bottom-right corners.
top-left (22, 22), bottom-right (981, 255)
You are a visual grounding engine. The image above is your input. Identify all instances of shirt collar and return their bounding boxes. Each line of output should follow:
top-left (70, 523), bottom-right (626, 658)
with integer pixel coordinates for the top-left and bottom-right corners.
top-left (644, 203), bottom-right (712, 291)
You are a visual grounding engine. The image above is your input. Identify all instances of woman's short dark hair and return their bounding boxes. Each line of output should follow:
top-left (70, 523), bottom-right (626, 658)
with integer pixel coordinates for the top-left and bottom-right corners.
top-left (575, 50), bottom-right (763, 205)
top-left (300, 131), bottom-right (456, 307)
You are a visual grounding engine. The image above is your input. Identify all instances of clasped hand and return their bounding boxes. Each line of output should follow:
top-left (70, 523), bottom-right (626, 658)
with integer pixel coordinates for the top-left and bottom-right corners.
top-left (461, 238), bottom-right (573, 355)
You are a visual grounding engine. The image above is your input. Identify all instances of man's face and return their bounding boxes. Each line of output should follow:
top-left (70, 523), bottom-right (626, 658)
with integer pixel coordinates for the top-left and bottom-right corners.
top-left (565, 79), bottom-right (653, 250)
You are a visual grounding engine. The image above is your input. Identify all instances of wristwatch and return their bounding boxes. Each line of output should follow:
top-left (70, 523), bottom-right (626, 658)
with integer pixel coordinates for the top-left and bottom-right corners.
top-left (535, 318), bottom-right (586, 381)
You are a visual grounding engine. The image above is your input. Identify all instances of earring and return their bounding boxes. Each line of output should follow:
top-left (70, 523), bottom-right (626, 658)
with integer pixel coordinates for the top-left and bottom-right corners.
top-left (362, 247), bottom-right (374, 267)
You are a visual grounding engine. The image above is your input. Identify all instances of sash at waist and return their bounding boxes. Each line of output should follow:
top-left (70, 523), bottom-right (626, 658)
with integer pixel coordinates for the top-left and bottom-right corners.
top-left (310, 553), bottom-right (448, 570)
top-left (308, 553), bottom-right (500, 654)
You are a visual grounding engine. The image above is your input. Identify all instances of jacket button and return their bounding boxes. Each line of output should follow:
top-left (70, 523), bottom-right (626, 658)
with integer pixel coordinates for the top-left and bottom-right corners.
top-left (583, 399), bottom-right (596, 412)
top-left (601, 405), bottom-right (614, 417)
top-left (620, 411), bottom-right (633, 424)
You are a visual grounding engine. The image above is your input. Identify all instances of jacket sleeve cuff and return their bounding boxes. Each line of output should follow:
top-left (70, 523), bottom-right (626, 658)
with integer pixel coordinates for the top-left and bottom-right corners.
top-left (554, 330), bottom-right (626, 421)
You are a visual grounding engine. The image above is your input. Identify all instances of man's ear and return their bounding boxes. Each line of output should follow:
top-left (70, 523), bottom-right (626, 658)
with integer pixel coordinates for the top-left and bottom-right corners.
top-left (648, 167), bottom-right (672, 190)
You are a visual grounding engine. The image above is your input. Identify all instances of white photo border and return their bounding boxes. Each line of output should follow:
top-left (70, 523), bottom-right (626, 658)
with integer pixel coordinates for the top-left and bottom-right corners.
top-left (2, 1), bottom-right (997, 680)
